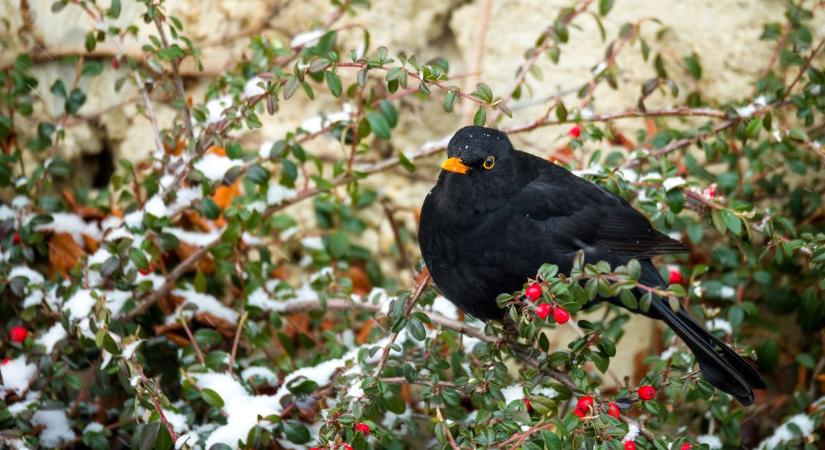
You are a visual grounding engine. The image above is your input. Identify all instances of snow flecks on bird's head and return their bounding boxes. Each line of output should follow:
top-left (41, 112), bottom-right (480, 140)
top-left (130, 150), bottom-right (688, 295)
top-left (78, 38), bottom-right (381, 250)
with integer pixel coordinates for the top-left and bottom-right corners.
top-left (446, 126), bottom-right (512, 165)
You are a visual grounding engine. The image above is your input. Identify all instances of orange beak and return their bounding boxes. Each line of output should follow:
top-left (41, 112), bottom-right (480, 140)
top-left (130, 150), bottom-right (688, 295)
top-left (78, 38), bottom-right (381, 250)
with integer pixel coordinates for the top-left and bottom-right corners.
top-left (441, 157), bottom-right (470, 174)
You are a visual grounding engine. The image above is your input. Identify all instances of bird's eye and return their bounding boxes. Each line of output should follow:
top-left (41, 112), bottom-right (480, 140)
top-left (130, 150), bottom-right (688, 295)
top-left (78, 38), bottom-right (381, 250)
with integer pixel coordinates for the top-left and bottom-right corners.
top-left (483, 155), bottom-right (495, 170)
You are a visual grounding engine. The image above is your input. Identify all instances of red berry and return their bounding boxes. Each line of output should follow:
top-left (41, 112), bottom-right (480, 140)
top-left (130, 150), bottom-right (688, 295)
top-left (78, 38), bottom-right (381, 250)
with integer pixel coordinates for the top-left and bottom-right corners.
top-left (309, 448), bottom-right (319, 450)
top-left (535, 303), bottom-right (552, 319)
top-left (607, 401), bottom-right (620, 418)
top-left (341, 445), bottom-right (353, 450)
top-left (523, 398), bottom-right (531, 411)
top-left (138, 262), bottom-right (155, 276)
top-left (525, 283), bottom-right (543, 302)
top-left (638, 385), bottom-right (657, 401)
top-left (624, 442), bottom-right (636, 450)
top-left (569, 125), bottom-right (582, 138)
top-left (553, 307), bottom-right (570, 324)
top-left (668, 265), bottom-right (684, 285)
top-left (680, 444), bottom-right (691, 450)
top-left (112, 58), bottom-right (121, 70)
top-left (576, 395), bottom-right (593, 412)
top-left (2, 358), bottom-right (9, 365)
top-left (573, 408), bottom-right (586, 420)
top-left (355, 422), bottom-right (370, 435)
top-left (12, 233), bottom-right (21, 244)
top-left (9, 326), bottom-right (28, 343)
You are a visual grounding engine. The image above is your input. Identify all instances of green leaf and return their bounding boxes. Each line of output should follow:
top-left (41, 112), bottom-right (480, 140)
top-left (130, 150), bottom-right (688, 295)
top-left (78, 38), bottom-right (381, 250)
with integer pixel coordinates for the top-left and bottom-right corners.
top-left (107, 0), bottom-right (122, 18)
top-left (128, 248), bottom-right (150, 270)
top-left (201, 388), bottom-right (225, 408)
top-left (283, 421), bottom-right (310, 444)
top-left (65, 88), bottom-right (87, 115)
top-left (324, 71), bottom-right (342, 97)
top-left (283, 76), bottom-right (298, 100)
top-left (82, 60), bottom-right (104, 77)
top-left (471, 83), bottom-right (493, 103)
top-left (721, 209), bottom-right (742, 235)
top-left (200, 197), bottom-right (220, 220)
top-left (683, 52), bottom-right (702, 80)
top-left (443, 90), bottom-right (457, 113)
top-left (619, 289), bottom-right (638, 309)
top-left (598, 0), bottom-right (615, 15)
top-left (473, 107), bottom-right (486, 126)
top-left (745, 118), bottom-right (761, 139)
top-left (246, 164), bottom-right (270, 185)
top-left (366, 111), bottom-right (390, 139)
top-left (378, 100), bottom-right (398, 128)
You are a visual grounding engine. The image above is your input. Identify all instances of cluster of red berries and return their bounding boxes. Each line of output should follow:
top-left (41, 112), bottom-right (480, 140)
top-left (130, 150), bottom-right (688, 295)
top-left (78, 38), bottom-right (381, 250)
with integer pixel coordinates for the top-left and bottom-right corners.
top-left (524, 283), bottom-right (570, 324)
top-left (572, 384), bottom-right (656, 419)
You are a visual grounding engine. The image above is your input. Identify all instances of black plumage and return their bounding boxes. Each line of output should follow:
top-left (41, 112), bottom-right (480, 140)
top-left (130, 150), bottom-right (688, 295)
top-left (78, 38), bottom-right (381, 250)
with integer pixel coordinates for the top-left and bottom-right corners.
top-left (418, 126), bottom-right (766, 405)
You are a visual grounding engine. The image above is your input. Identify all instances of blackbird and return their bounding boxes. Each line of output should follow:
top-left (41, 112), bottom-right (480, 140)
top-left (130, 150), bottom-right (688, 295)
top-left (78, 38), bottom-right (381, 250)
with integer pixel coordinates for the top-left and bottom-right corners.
top-left (419, 126), bottom-right (766, 405)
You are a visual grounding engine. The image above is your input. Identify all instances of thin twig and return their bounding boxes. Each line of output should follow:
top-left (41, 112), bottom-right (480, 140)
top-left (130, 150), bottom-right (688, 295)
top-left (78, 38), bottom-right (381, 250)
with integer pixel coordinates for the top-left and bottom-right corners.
top-left (178, 314), bottom-right (206, 366)
top-left (372, 272), bottom-right (431, 377)
top-left (152, 15), bottom-right (194, 144)
top-left (491, 0), bottom-right (595, 121)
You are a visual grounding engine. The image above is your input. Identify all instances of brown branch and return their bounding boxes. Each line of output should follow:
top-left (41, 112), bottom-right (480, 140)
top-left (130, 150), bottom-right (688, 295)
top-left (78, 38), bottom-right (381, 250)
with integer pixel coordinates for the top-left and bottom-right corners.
top-left (505, 106), bottom-right (727, 134)
top-left (786, 37), bottom-right (825, 95)
top-left (178, 314), bottom-right (206, 365)
top-left (372, 272), bottom-right (431, 377)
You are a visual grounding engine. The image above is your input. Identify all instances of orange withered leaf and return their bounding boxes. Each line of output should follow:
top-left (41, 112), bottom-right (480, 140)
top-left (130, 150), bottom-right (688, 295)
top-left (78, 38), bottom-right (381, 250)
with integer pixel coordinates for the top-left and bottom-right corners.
top-left (49, 232), bottom-right (86, 277)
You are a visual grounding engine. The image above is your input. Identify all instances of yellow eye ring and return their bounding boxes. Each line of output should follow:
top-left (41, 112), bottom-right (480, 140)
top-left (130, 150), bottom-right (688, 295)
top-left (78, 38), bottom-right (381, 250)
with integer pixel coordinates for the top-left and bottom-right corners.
top-left (483, 156), bottom-right (495, 170)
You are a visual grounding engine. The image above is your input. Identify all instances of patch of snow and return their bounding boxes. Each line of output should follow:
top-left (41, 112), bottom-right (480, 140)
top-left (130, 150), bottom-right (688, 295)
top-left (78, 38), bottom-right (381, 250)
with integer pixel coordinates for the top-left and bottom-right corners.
top-left (9, 266), bottom-right (45, 285)
top-left (757, 413), bottom-right (814, 449)
top-left (195, 373), bottom-right (280, 449)
top-left (194, 153), bottom-right (242, 182)
top-left (0, 357), bottom-right (37, 398)
top-left (165, 227), bottom-right (221, 247)
top-left (31, 410), bottom-right (76, 447)
top-left (241, 366), bottom-right (278, 385)
top-left (291, 29), bottom-right (325, 48)
top-left (83, 422), bottom-right (105, 434)
top-left (205, 96), bottom-right (232, 125)
top-left (173, 289), bottom-right (239, 323)
top-left (719, 286), bottom-right (736, 299)
top-left (697, 435), bottom-right (722, 449)
top-left (243, 76), bottom-right (267, 98)
top-left (301, 236), bottom-right (324, 250)
top-left (663, 177), bottom-right (686, 191)
top-left (36, 323), bottom-right (67, 353)
top-left (35, 212), bottom-right (101, 244)
top-left (144, 195), bottom-right (168, 218)
top-left (124, 210), bottom-right (145, 228)
top-left (622, 423), bottom-right (639, 443)
top-left (431, 296), bottom-right (459, 320)
top-left (267, 183), bottom-right (297, 205)
top-left (298, 104), bottom-right (352, 134)
top-left (706, 318), bottom-right (732, 335)
top-left (501, 385), bottom-right (525, 404)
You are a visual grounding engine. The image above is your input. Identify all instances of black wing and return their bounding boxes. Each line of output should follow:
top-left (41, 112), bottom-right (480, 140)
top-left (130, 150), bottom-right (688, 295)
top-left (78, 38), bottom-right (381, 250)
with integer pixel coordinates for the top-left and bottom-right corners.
top-left (506, 151), bottom-right (687, 260)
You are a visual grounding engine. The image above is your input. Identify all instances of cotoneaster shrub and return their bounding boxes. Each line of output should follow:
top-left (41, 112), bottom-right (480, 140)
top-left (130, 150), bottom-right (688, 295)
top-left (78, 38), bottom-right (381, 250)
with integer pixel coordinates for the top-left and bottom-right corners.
top-left (1, 0), bottom-right (825, 449)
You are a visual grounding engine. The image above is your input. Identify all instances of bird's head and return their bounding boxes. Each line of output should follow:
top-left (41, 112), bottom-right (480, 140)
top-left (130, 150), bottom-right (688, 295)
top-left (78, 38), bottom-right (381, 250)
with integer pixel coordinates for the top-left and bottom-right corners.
top-left (441, 125), bottom-right (514, 177)
top-left (434, 126), bottom-right (521, 213)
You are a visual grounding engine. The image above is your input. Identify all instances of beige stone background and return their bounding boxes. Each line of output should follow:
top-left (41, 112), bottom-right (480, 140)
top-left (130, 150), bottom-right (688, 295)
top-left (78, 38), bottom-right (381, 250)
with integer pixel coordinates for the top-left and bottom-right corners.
top-left (2, 0), bottom-right (823, 381)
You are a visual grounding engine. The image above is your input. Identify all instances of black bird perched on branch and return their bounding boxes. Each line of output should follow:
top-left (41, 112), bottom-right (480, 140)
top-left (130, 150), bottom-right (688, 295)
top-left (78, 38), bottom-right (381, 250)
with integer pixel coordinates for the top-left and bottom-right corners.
top-left (418, 126), bottom-right (766, 405)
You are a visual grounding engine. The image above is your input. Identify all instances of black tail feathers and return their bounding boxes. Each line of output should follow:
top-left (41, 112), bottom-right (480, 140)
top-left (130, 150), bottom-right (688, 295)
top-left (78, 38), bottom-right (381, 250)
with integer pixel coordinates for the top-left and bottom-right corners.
top-left (641, 262), bottom-right (766, 405)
